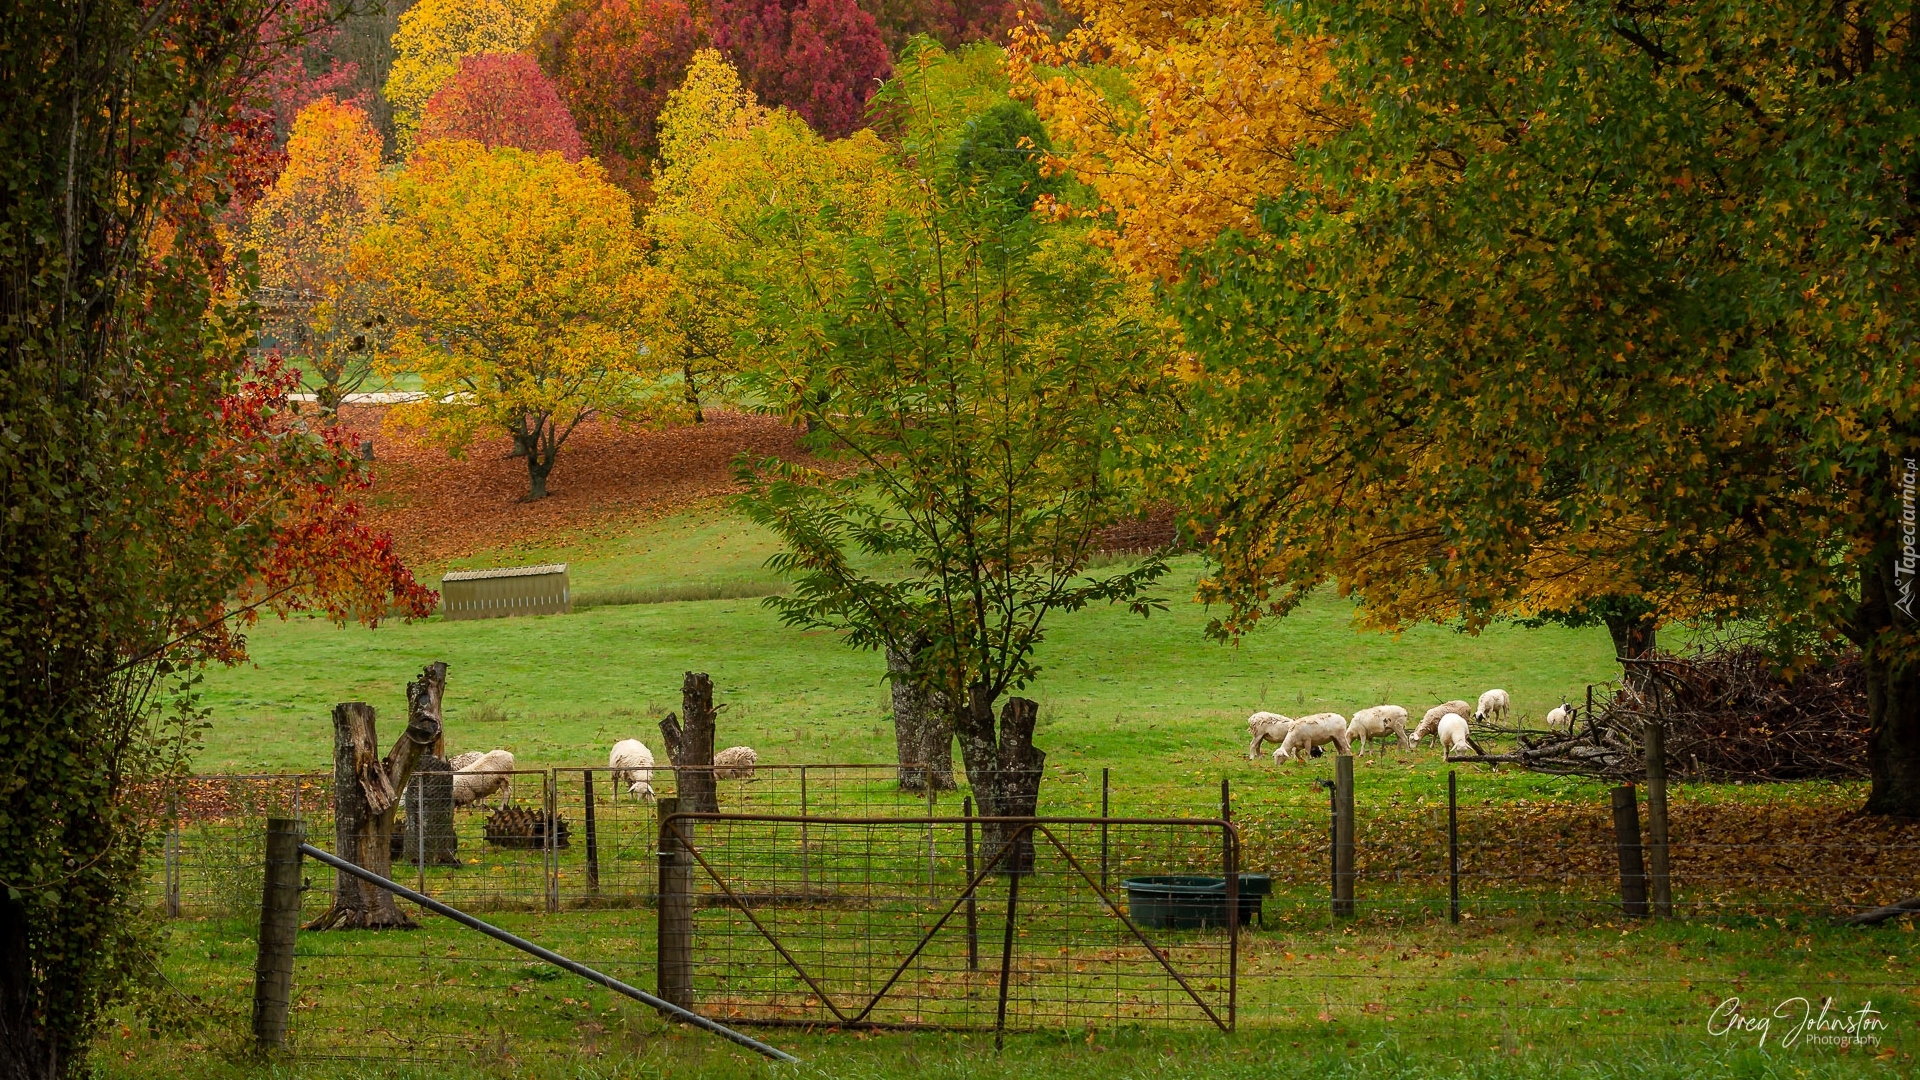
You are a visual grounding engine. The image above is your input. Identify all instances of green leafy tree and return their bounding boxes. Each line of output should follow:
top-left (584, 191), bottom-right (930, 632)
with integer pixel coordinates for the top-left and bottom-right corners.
top-left (1167, 0), bottom-right (1920, 811)
top-left (737, 45), bottom-right (1177, 853)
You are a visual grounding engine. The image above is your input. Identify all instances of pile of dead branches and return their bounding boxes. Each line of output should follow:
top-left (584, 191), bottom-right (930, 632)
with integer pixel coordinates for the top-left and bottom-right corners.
top-left (1461, 646), bottom-right (1870, 782)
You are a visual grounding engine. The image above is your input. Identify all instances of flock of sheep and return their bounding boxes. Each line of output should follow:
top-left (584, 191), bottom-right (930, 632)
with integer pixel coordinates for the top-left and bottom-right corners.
top-left (437, 741), bottom-right (759, 810)
top-left (1245, 689), bottom-right (1574, 764)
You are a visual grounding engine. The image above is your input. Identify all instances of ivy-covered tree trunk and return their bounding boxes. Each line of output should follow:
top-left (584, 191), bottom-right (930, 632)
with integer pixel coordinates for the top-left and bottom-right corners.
top-left (954, 690), bottom-right (1045, 875)
top-left (1860, 535), bottom-right (1920, 816)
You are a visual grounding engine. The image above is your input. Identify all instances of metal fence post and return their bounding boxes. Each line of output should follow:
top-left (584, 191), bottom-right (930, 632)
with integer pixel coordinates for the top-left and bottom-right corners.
top-left (413, 778), bottom-right (426, 895)
top-left (545, 772), bottom-right (559, 913)
top-left (927, 778), bottom-right (937, 906)
top-left (1611, 785), bottom-right (1649, 917)
top-left (993, 826), bottom-right (1023, 1051)
top-left (1099, 767), bottom-right (1110, 894)
top-left (963, 795), bottom-right (977, 971)
top-left (583, 769), bottom-right (600, 899)
top-left (798, 766), bottom-right (809, 897)
top-left (1333, 756), bottom-right (1355, 918)
top-left (1447, 770), bottom-right (1460, 925)
top-left (1644, 721), bottom-right (1673, 917)
top-left (656, 797), bottom-right (694, 1009)
top-left (251, 818), bottom-right (304, 1050)
top-left (164, 788), bottom-right (181, 919)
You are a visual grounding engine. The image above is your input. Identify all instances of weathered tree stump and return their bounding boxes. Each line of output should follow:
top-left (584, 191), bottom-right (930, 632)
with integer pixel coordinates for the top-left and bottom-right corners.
top-left (887, 642), bottom-right (956, 792)
top-left (308, 662), bottom-right (447, 930)
top-left (402, 754), bottom-right (458, 866)
top-left (957, 693), bottom-right (1046, 875)
top-left (660, 671), bottom-right (719, 813)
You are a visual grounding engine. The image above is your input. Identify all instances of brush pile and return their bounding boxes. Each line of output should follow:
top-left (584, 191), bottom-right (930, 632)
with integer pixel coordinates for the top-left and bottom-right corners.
top-left (1461, 646), bottom-right (1870, 782)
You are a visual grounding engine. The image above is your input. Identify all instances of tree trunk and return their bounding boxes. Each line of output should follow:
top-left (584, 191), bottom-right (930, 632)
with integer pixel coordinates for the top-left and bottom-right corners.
top-left (953, 687), bottom-right (1045, 875)
top-left (308, 663), bottom-right (447, 929)
top-left (1861, 514), bottom-right (1920, 816)
top-left (0, 889), bottom-right (49, 1078)
top-left (402, 755), bottom-right (458, 866)
top-left (1605, 609), bottom-right (1659, 694)
top-left (660, 672), bottom-right (718, 813)
top-left (887, 644), bottom-right (956, 792)
top-left (525, 455), bottom-right (552, 501)
top-left (683, 364), bottom-right (704, 424)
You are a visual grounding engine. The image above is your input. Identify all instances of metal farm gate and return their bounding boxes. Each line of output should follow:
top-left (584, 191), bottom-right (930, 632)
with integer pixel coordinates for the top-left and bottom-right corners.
top-left (654, 808), bottom-right (1243, 1035)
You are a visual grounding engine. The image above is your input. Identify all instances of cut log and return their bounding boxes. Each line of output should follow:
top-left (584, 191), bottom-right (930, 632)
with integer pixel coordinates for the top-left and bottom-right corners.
top-left (1841, 895), bottom-right (1920, 926)
top-left (308, 662), bottom-right (448, 930)
top-left (660, 672), bottom-right (719, 813)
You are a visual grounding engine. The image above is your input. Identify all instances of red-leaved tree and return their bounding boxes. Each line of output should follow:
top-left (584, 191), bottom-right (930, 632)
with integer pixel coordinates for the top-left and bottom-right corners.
top-left (856, 0), bottom-right (1018, 53)
top-left (537, 0), bottom-right (704, 186)
top-left (418, 52), bottom-right (588, 160)
top-left (712, 0), bottom-right (892, 138)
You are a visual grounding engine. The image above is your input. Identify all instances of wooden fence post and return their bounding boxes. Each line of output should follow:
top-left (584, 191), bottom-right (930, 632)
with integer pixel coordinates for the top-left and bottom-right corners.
top-left (656, 797), bottom-right (694, 1009)
top-left (1447, 770), bottom-right (1460, 925)
top-left (164, 787), bottom-right (181, 918)
top-left (1644, 721), bottom-right (1673, 917)
top-left (1611, 785), bottom-right (1649, 917)
top-left (251, 818), bottom-right (304, 1051)
top-left (1333, 756), bottom-right (1356, 918)
top-left (583, 769), bottom-right (600, 898)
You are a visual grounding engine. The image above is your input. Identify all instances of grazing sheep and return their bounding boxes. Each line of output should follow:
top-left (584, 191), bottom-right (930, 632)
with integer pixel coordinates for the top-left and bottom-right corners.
top-left (713, 745), bottom-right (758, 780)
top-left (1246, 712), bottom-right (1297, 760)
top-left (608, 739), bottom-right (656, 801)
top-left (1346, 705), bottom-right (1409, 753)
top-left (1274, 713), bottom-right (1351, 763)
top-left (1437, 713), bottom-right (1472, 757)
top-left (1411, 700), bottom-right (1472, 746)
top-left (452, 749), bottom-right (515, 808)
top-left (1546, 702), bottom-right (1573, 732)
top-left (1474, 688), bottom-right (1510, 723)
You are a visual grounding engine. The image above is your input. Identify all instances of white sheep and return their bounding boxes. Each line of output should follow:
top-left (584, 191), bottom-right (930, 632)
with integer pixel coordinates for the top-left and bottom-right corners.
top-left (1346, 705), bottom-right (1409, 753)
top-left (451, 749), bottom-right (515, 808)
top-left (1274, 713), bottom-right (1351, 763)
top-left (608, 739), bottom-right (656, 801)
top-left (1437, 712), bottom-right (1473, 757)
top-left (1410, 700), bottom-right (1471, 747)
top-left (1545, 702), bottom-right (1573, 732)
top-left (1245, 712), bottom-right (1297, 760)
top-left (713, 745), bottom-right (758, 781)
top-left (1474, 688), bottom-right (1510, 723)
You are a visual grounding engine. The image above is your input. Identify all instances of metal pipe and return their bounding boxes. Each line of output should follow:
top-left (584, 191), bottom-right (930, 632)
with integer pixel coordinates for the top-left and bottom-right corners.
top-left (297, 842), bottom-right (798, 1063)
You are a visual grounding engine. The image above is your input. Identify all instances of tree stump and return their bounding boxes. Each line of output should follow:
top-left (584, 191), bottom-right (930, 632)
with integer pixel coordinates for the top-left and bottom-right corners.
top-left (402, 755), bottom-right (458, 866)
top-left (308, 662), bottom-right (448, 930)
top-left (956, 692), bottom-right (1046, 875)
top-left (887, 643), bottom-right (957, 792)
top-left (660, 671), bottom-right (719, 813)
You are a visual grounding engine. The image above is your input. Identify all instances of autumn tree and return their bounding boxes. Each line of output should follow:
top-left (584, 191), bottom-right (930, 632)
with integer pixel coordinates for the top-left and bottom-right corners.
top-left (418, 52), bottom-right (588, 160)
top-left (1, 1), bottom-right (432, 1071)
top-left (712, 0), bottom-right (893, 138)
top-left (386, 0), bottom-right (560, 150)
top-left (536, 0), bottom-right (704, 185)
top-left (249, 97), bottom-right (387, 416)
top-left (1149, 0), bottom-right (1920, 813)
top-left (736, 44), bottom-right (1176, 849)
top-left (355, 142), bottom-right (663, 500)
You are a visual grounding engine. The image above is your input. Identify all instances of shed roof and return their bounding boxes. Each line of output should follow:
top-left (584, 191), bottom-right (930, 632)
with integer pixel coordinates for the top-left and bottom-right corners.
top-left (441, 563), bottom-right (570, 582)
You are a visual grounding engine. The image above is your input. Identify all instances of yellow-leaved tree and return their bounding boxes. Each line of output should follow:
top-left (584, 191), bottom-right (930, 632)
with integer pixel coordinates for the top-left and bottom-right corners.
top-left (248, 97), bottom-right (387, 417)
top-left (385, 0), bottom-right (559, 151)
top-left (644, 50), bottom-right (896, 419)
top-left (353, 141), bottom-right (663, 500)
top-left (1007, 0), bottom-right (1349, 282)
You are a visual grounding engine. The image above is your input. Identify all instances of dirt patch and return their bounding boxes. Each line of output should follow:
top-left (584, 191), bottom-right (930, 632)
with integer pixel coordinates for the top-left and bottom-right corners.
top-left (326, 406), bottom-right (810, 565)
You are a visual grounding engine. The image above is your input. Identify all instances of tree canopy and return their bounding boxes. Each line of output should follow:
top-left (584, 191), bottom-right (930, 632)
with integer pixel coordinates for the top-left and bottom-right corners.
top-left (386, 0), bottom-right (560, 150)
top-left (418, 52), bottom-right (588, 160)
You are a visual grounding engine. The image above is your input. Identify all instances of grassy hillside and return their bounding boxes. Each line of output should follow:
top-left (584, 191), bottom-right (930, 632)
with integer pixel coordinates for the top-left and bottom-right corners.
top-left (198, 507), bottom-right (1622, 791)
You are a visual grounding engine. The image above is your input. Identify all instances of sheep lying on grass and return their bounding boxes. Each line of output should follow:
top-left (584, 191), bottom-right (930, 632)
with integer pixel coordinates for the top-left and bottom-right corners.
top-left (1438, 713), bottom-right (1473, 758)
top-left (713, 745), bottom-right (758, 780)
top-left (1411, 701), bottom-right (1471, 747)
top-left (1275, 713), bottom-right (1351, 763)
top-left (1246, 712), bottom-right (1297, 760)
top-left (451, 749), bottom-right (515, 808)
top-left (1346, 705), bottom-right (1408, 753)
top-left (609, 739), bottom-right (656, 801)
top-left (1474, 688), bottom-right (1510, 723)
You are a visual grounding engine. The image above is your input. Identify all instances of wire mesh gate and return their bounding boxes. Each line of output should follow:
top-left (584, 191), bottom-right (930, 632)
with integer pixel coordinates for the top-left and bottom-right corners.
top-left (657, 812), bottom-right (1241, 1033)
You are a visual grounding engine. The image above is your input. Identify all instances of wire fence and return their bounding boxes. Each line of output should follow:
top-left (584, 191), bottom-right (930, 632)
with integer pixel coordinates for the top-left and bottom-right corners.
top-left (134, 760), bottom-right (1918, 1062)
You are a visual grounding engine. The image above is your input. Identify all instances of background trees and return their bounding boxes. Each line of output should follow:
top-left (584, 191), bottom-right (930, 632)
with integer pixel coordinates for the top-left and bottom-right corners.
top-left (355, 142), bottom-right (662, 500)
top-left (536, 0), bottom-right (704, 186)
top-left (418, 52), bottom-right (588, 159)
top-left (386, 0), bottom-right (560, 150)
top-left (250, 97), bottom-right (388, 415)
top-left (711, 0), bottom-right (893, 138)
